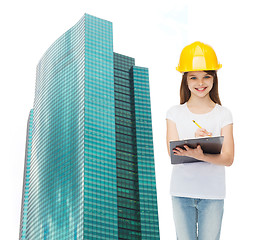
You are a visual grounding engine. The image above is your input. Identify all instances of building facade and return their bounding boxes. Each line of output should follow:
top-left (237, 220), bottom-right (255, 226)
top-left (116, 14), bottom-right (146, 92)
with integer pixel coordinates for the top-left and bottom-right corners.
top-left (20, 14), bottom-right (159, 240)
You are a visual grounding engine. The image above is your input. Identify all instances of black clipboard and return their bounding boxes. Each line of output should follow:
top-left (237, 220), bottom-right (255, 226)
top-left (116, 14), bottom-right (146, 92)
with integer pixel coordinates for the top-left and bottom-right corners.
top-left (169, 136), bottom-right (224, 164)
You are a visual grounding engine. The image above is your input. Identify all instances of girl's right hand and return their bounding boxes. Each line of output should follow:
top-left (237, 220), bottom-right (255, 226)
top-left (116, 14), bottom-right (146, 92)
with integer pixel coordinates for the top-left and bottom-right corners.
top-left (195, 128), bottom-right (212, 138)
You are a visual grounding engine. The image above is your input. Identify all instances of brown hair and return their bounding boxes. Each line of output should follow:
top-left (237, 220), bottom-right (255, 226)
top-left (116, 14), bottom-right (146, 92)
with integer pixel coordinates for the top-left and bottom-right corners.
top-left (180, 70), bottom-right (222, 105)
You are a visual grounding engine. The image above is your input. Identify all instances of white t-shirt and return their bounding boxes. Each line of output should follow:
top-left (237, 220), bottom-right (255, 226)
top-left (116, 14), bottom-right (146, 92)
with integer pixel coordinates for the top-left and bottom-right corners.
top-left (166, 103), bottom-right (233, 199)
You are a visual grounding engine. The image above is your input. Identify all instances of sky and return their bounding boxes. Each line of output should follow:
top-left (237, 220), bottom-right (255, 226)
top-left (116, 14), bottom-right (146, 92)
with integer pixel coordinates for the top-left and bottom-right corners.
top-left (1, 0), bottom-right (257, 239)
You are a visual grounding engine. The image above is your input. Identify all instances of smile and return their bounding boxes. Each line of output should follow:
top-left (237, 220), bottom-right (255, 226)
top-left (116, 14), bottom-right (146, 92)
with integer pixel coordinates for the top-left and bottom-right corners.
top-left (195, 87), bottom-right (207, 92)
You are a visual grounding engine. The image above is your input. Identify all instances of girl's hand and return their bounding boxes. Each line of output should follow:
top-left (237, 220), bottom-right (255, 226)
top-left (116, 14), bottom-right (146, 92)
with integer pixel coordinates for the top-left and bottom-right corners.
top-left (173, 145), bottom-right (204, 160)
top-left (195, 128), bottom-right (212, 138)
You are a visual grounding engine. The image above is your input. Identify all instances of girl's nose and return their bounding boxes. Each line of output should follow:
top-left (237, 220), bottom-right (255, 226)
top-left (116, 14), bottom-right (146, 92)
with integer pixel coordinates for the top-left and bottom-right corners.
top-left (199, 79), bottom-right (204, 85)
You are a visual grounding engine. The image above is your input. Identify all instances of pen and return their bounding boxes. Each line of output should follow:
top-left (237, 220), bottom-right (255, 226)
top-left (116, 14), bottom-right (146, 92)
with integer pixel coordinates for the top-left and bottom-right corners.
top-left (193, 120), bottom-right (212, 136)
top-left (192, 120), bottom-right (202, 128)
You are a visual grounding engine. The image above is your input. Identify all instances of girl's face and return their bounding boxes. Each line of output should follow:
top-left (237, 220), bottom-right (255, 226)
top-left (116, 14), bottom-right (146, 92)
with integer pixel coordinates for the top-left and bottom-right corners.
top-left (187, 71), bottom-right (214, 99)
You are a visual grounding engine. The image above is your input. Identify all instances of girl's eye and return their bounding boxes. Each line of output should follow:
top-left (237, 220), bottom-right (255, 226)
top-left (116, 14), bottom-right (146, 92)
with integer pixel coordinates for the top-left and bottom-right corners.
top-left (204, 75), bottom-right (211, 79)
top-left (190, 77), bottom-right (197, 80)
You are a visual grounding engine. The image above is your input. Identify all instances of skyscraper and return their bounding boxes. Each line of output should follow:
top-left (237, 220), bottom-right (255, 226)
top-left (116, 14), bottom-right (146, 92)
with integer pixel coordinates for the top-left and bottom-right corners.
top-left (20, 13), bottom-right (159, 240)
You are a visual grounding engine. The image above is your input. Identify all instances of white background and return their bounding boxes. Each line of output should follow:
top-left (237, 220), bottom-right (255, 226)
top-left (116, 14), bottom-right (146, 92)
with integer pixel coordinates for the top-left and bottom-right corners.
top-left (1, 0), bottom-right (257, 239)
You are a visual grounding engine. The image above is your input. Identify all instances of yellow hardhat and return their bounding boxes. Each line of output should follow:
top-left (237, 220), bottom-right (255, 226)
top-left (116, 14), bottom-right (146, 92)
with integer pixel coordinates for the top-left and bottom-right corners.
top-left (176, 41), bottom-right (222, 73)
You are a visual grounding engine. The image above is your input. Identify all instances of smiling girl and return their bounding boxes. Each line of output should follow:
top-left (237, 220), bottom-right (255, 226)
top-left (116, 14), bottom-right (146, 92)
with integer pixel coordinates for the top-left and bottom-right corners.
top-left (166, 42), bottom-right (234, 240)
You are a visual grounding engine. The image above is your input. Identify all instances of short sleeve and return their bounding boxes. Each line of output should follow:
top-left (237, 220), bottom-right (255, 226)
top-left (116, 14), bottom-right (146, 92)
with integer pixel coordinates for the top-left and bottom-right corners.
top-left (166, 105), bottom-right (178, 122)
top-left (221, 107), bottom-right (233, 128)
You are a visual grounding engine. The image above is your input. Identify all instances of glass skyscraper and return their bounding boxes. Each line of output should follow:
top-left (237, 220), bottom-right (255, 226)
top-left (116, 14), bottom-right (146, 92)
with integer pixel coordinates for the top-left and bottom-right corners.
top-left (20, 13), bottom-right (159, 240)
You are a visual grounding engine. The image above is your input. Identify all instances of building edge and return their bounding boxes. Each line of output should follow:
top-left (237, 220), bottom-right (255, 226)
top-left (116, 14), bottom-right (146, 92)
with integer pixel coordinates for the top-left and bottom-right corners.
top-left (19, 109), bottom-right (33, 240)
top-left (132, 66), bottom-right (160, 239)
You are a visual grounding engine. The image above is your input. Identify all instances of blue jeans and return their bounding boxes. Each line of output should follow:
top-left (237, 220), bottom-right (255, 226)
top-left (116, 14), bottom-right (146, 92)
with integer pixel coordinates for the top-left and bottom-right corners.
top-left (172, 196), bottom-right (224, 240)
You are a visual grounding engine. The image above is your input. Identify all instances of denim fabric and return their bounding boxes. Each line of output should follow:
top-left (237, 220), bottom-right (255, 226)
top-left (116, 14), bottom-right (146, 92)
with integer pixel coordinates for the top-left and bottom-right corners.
top-left (172, 196), bottom-right (224, 240)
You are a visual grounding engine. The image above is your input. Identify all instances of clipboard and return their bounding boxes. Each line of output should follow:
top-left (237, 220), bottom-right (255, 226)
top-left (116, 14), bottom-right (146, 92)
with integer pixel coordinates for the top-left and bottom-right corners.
top-left (169, 136), bottom-right (224, 164)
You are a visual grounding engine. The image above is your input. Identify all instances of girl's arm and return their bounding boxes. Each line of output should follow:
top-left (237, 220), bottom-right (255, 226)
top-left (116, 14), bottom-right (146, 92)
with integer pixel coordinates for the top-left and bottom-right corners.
top-left (166, 119), bottom-right (179, 157)
top-left (201, 123), bottom-right (234, 166)
top-left (173, 124), bottom-right (234, 166)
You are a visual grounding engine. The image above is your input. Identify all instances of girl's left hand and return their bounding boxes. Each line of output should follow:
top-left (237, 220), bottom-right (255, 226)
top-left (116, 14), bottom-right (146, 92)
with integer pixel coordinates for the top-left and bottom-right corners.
top-left (173, 145), bottom-right (205, 160)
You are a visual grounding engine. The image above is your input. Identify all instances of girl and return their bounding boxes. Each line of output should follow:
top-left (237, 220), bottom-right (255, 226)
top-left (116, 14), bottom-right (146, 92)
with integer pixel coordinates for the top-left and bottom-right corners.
top-left (166, 41), bottom-right (234, 240)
